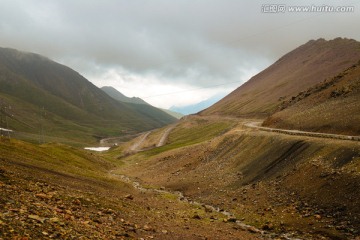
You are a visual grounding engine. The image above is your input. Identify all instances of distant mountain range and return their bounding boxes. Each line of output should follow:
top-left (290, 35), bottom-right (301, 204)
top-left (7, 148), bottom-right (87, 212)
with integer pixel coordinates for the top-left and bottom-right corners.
top-left (170, 94), bottom-right (225, 115)
top-left (0, 47), bottom-right (176, 143)
top-left (201, 38), bottom-right (360, 135)
top-left (101, 86), bottom-right (184, 119)
top-left (101, 86), bottom-right (149, 105)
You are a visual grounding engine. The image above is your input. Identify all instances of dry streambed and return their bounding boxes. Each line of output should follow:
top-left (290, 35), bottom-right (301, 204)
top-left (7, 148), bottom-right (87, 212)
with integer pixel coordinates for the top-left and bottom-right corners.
top-left (110, 171), bottom-right (304, 240)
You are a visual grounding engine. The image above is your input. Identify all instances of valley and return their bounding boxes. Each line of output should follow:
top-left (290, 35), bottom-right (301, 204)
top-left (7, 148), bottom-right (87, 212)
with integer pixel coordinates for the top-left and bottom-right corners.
top-left (2, 114), bottom-right (359, 239)
top-left (109, 115), bottom-right (360, 239)
top-left (0, 127), bottom-right (262, 240)
top-left (1, 38), bottom-right (360, 239)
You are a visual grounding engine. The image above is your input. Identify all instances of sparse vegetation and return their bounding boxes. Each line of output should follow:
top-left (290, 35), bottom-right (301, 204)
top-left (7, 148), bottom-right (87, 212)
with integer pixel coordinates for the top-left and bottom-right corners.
top-left (202, 38), bottom-right (360, 118)
top-left (0, 137), bottom-right (261, 239)
top-left (117, 121), bottom-right (360, 239)
top-left (143, 116), bottom-right (235, 156)
top-left (264, 61), bottom-right (360, 135)
top-left (2, 39), bottom-right (360, 239)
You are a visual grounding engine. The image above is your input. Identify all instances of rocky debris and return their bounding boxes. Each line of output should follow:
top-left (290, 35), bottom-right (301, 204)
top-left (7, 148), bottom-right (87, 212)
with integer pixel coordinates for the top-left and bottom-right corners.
top-left (124, 194), bottom-right (134, 200)
top-left (0, 169), bottom-right (143, 240)
top-left (261, 223), bottom-right (274, 230)
top-left (142, 224), bottom-right (154, 232)
top-left (223, 216), bottom-right (237, 223)
top-left (236, 222), bottom-right (263, 234)
top-left (203, 204), bottom-right (215, 213)
top-left (0, 163), bottom-right (267, 240)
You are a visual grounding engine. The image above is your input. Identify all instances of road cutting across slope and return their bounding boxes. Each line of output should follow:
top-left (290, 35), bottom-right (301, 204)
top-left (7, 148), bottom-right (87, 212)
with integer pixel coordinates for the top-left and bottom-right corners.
top-left (129, 131), bottom-right (152, 151)
top-left (156, 124), bottom-right (177, 147)
top-left (244, 122), bottom-right (360, 141)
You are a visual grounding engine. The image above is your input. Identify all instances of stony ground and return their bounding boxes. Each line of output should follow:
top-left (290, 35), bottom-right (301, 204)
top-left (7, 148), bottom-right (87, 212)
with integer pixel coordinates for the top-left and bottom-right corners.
top-left (0, 142), bottom-right (262, 240)
top-left (113, 116), bottom-right (360, 240)
top-left (2, 115), bottom-right (360, 239)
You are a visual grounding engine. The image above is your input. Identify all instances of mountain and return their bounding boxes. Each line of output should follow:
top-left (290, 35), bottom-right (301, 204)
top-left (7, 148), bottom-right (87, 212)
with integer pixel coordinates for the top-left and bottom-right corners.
top-left (160, 109), bottom-right (184, 119)
top-left (0, 47), bottom-right (176, 143)
top-left (201, 38), bottom-right (360, 118)
top-left (101, 86), bottom-right (182, 121)
top-left (263, 60), bottom-right (360, 135)
top-left (102, 86), bottom-right (184, 119)
top-left (101, 86), bottom-right (149, 105)
top-left (170, 94), bottom-right (226, 115)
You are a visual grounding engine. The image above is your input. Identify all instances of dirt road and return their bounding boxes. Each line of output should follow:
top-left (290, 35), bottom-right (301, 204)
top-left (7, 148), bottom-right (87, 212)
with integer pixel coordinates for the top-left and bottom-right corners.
top-left (156, 125), bottom-right (176, 147)
top-left (129, 131), bottom-right (151, 151)
top-left (245, 121), bottom-right (360, 141)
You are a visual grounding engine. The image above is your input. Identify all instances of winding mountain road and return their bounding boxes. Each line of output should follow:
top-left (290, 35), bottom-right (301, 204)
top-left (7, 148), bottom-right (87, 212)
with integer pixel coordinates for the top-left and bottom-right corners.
top-left (128, 123), bottom-right (178, 152)
top-left (129, 131), bottom-right (151, 151)
top-left (156, 125), bottom-right (176, 147)
top-left (244, 121), bottom-right (360, 141)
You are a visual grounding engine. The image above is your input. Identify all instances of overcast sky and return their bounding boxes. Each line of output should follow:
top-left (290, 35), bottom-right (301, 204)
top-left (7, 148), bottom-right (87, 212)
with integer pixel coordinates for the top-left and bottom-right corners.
top-left (1, 0), bottom-right (359, 109)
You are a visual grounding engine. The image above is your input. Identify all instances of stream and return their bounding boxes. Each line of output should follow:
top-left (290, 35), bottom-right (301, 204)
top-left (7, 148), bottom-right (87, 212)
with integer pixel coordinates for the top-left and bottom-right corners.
top-left (110, 171), bottom-right (302, 240)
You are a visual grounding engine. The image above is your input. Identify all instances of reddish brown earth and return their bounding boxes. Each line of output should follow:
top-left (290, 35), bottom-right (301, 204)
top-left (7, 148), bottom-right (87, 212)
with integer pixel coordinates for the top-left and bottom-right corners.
top-left (201, 38), bottom-right (360, 118)
top-left (263, 60), bottom-right (360, 135)
top-left (0, 138), bottom-right (262, 240)
top-left (114, 116), bottom-right (360, 240)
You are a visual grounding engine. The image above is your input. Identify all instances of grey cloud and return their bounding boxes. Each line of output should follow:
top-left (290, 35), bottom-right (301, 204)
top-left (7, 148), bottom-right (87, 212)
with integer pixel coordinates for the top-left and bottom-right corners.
top-left (0, 0), bottom-right (360, 89)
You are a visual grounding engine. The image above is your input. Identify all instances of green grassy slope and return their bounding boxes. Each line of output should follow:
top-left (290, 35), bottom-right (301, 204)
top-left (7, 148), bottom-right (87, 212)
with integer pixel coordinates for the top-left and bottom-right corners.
top-left (0, 47), bottom-right (176, 143)
top-left (101, 86), bottom-right (177, 127)
top-left (101, 86), bottom-right (149, 105)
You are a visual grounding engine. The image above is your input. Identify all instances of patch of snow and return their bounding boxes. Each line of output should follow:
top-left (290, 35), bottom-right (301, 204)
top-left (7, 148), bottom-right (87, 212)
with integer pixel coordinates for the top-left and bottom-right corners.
top-left (0, 128), bottom-right (13, 132)
top-left (84, 147), bottom-right (110, 152)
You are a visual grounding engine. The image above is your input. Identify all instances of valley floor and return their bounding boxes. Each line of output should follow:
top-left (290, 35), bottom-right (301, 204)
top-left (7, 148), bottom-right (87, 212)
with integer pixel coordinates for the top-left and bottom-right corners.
top-left (111, 115), bottom-right (360, 240)
top-left (0, 138), bottom-right (261, 240)
top-left (1, 115), bottom-right (360, 240)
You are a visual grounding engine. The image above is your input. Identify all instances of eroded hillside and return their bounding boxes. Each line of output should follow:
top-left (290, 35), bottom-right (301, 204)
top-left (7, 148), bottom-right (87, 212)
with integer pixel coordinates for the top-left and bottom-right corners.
top-left (201, 38), bottom-right (360, 118)
top-left (263, 60), bottom-right (360, 135)
top-left (111, 116), bottom-right (360, 239)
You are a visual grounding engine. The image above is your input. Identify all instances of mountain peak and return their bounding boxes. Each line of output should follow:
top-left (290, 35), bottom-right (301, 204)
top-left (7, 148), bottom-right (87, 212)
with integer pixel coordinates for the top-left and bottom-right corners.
top-left (101, 86), bottom-right (149, 105)
top-left (0, 47), bottom-right (49, 63)
top-left (201, 38), bottom-right (360, 118)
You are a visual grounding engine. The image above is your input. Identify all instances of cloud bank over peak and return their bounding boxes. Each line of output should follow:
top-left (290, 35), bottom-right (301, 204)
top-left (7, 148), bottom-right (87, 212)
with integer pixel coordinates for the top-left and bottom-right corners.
top-left (1, 0), bottom-right (359, 108)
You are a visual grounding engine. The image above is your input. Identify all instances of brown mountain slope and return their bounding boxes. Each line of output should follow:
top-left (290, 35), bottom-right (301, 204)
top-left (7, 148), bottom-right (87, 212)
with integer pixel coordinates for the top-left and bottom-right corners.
top-left (112, 116), bottom-right (360, 239)
top-left (263, 60), bottom-right (360, 135)
top-left (200, 38), bottom-right (360, 118)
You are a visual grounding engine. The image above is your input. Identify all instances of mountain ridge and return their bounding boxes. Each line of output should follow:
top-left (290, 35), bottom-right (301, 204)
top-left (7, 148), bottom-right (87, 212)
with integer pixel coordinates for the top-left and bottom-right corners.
top-left (263, 60), bottom-right (360, 135)
top-left (0, 47), bottom-right (177, 143)
top-left (201, 38), bottom-right (360, 118)
top-left (101, 86), bottom-right (149, 105)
